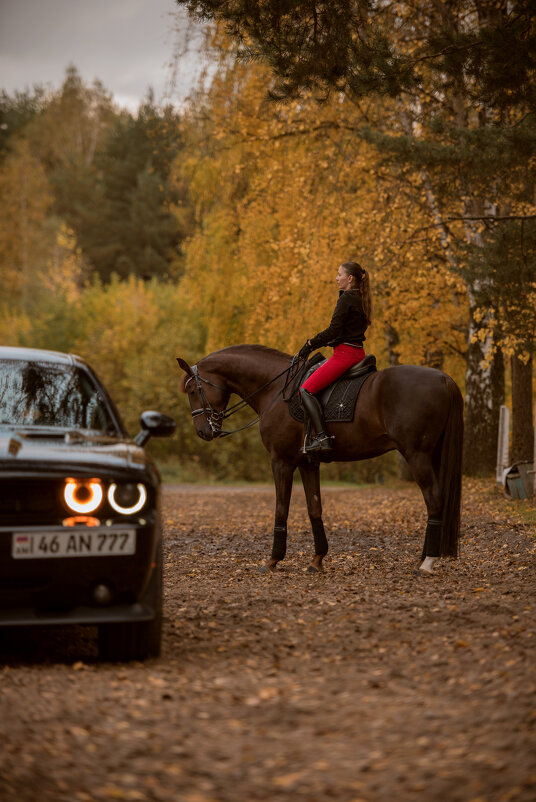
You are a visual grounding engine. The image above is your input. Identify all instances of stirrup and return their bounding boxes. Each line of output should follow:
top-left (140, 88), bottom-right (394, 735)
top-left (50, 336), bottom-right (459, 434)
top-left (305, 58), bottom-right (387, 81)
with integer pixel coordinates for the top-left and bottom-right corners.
top-left (305, 433), bottom-right (334, 453)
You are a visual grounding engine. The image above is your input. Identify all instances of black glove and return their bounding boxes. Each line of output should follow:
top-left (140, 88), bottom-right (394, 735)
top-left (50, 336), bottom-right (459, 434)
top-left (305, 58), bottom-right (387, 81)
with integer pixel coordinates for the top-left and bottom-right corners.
top-left (298, 341), bottom-right (313, 360)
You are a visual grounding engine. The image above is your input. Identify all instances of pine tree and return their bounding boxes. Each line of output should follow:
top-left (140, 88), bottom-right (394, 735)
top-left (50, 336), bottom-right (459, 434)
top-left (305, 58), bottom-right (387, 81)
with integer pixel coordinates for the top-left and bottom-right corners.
top-left (17, 69), bottom-right (189, 282)
top-left (0, 138), bottom-right (53, 305)
top-left (0, 87), bottom-right (46, 160)
top-left (90, 96), bottom-right (186, 280)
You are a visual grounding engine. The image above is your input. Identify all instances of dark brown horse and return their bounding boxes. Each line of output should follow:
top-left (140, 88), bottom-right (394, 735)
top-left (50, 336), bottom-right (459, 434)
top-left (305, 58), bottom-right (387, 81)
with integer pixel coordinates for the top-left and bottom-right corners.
top-left (177, 345), bottom-right (463, 574)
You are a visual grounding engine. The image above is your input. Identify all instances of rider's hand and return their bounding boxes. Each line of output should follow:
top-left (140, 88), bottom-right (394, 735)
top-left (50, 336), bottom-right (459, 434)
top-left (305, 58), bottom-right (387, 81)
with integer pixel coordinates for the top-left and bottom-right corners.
top-left (298, 341), bottom-right (312, 360)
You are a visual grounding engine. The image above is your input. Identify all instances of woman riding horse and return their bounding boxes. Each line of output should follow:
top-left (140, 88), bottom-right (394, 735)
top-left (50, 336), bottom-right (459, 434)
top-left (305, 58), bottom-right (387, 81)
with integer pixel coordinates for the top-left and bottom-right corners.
top-left (299, 261), bottom-right (372, 453)
top-left (177, 257), bottom-right (463, 575)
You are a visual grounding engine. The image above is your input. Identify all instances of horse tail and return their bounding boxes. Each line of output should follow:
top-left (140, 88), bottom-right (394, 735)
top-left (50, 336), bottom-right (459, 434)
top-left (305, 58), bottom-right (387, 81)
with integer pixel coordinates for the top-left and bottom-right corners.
top-left (438, 376), bottom-right (464, 557)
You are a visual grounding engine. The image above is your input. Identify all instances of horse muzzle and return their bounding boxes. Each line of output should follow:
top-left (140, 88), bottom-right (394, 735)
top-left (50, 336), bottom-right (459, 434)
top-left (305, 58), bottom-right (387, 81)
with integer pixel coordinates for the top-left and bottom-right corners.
top-left (195, 419), bottom-right (223, 440)
top-left (191, 405), bottom-right (224, 441)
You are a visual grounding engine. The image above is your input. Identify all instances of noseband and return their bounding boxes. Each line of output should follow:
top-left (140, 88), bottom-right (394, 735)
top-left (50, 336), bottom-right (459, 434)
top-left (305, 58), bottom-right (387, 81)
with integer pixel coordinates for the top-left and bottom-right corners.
top-left (184, 365), bottom-right (227, 437)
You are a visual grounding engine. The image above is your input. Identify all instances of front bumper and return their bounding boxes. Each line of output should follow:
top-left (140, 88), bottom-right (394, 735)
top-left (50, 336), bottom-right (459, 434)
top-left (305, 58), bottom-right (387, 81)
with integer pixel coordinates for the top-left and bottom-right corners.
top-left (0, 519), bottom-right (160, 627)
top-left (0, 600), bottom-right (156, 627)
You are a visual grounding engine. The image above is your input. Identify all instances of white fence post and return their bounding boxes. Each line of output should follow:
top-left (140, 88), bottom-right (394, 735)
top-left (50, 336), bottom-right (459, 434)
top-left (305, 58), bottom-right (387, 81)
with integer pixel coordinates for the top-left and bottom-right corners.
top-left (496, 404), bottom-right (510, 485)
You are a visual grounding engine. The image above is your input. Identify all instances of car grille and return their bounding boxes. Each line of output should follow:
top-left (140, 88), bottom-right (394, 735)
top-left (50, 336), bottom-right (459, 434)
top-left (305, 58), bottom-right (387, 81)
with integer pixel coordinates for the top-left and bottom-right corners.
top-left (0, 479), bottom-right (63, 524)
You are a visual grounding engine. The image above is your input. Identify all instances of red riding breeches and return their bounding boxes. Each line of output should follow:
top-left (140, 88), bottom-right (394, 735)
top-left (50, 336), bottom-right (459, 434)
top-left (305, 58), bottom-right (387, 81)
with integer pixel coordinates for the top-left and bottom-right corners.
top-left (301, 343), bottom-right (366, 395)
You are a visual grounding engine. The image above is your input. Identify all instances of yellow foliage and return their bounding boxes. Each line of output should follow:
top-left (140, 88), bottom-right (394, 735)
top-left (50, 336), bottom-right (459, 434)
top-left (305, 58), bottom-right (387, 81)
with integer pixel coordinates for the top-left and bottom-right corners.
top-left (175, 54), bottom-right (468, 384)
top-left (39, 224), bottom-right (85, 304)
top-left (0, 138), bottom-right (53, 303)
top-left (1, 272), bottom-right (207, 452)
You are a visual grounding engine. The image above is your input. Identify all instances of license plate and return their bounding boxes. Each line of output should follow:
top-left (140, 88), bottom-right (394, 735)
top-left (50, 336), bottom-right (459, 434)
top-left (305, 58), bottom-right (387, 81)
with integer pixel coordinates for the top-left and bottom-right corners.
top-left (11, 529), bottom-right (136, 559)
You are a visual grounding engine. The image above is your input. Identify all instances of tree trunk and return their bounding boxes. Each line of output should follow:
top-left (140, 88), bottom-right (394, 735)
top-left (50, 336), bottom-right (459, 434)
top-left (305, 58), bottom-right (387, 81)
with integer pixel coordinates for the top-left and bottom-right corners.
top-left (385, 324), bottom-right (400, 368)
top-left (423, 346), bottom-right (444, 370)
top-left (511, 351), bottom-right (534, 463)
top-left (463, 317), bottom-right (504, 475)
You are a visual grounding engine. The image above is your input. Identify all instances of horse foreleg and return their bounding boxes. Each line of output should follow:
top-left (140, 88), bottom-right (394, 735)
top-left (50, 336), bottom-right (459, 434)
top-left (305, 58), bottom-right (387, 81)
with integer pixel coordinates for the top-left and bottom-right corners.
top-left (298, 461), bottom-right (328, 573)
top-left (405, 452), bottom-right (442, 575)
top-left (265, 459), bottom-right (295, 572)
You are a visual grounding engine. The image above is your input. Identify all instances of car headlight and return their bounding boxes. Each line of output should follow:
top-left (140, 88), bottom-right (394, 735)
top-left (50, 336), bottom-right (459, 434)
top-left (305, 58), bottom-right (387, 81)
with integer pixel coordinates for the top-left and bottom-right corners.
top-left (108, 483), bottom-right (147, 515)
top-left (64, 478), bottom-right (104, 514)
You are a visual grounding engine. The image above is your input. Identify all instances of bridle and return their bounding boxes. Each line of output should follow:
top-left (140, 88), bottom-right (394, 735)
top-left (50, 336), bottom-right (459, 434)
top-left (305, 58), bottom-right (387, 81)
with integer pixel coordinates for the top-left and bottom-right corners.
top-left (184, 358), bottom-right (301, 438)
top-left (184, 365), bottom-right (229, 437)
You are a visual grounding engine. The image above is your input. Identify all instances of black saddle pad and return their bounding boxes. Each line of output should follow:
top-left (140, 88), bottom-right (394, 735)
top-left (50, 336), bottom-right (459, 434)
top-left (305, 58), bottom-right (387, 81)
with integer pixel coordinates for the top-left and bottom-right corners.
top-left (288, 355), bottom-right (377, 423)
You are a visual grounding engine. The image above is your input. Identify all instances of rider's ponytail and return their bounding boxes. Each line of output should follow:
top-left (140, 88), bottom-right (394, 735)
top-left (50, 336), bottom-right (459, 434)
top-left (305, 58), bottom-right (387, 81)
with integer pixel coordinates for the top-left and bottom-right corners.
top-left (341, 261), bottom-right (373, 326)
top-left (360, 269), bottom-right (373, 327)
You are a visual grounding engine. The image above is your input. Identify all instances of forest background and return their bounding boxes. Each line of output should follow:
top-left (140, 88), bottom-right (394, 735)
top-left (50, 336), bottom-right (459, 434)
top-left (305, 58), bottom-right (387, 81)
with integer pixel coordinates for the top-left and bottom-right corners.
top-left (1, 0), bottom-right (535, 483)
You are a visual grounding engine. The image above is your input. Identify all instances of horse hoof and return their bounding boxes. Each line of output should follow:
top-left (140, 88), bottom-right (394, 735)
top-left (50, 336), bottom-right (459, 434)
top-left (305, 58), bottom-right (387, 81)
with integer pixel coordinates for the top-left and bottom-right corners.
top-left (306, 564), bottom-right (321, 574)
top-left (415, 567), bottom-right (433, 578)
top-left (420, 557), bottom-right (437, 574)
top-left (260, 560), bottom-right (279, 573)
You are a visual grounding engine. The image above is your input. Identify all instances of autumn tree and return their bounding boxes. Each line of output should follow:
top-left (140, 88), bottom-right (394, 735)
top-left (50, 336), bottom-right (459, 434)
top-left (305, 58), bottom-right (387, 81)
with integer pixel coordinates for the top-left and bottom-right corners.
top-left (0, 68), bottom-right (193, 285)
top-left (23, 65), bottom-right (116, 172)
top-left (173, 53), bottom-right (468, 481)
top-left (177, 0), bottom-right (536, 474)
top-left (175, 37), bottom-right (467, 371)
top-left (0, 138), bottom-right (53, 306)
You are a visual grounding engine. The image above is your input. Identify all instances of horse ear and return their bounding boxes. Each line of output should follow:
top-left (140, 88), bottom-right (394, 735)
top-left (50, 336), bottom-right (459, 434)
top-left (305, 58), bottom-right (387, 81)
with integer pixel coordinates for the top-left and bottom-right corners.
top-left (176, 357), bottom-right (193, 394)
top-left (176, 357), bottom-right (193, 376)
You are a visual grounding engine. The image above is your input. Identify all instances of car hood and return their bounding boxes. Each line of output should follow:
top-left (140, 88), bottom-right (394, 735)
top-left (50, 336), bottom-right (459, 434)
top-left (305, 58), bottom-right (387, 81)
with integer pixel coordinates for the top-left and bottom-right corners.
top-left (0, 429), bottom-right (148, 475)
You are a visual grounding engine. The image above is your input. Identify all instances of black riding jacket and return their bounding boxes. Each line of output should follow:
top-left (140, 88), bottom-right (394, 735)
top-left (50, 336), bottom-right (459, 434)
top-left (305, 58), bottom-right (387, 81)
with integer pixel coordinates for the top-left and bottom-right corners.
top-left (309, 290), bottom-right (368, 350)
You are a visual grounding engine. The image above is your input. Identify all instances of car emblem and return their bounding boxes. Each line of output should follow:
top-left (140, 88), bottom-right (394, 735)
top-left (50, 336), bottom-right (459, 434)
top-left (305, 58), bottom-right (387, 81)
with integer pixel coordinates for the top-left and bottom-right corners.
top-left (8, 437), bottom-right (22, 456)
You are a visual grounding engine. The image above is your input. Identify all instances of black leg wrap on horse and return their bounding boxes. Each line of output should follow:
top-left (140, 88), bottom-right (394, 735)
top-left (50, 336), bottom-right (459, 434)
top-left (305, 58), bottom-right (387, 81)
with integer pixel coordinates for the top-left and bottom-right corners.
top-left (271, 525), bottom-right (287, 561)
top-left (422, 518), bottom-right (442, 560)
top-left (312, 519), bottom-right (328, 556)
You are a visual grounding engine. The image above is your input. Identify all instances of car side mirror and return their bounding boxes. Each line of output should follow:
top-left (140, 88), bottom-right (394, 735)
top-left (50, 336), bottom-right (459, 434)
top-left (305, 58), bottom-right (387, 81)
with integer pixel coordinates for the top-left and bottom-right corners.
top-left (134, 410), bottom-right (176, 447)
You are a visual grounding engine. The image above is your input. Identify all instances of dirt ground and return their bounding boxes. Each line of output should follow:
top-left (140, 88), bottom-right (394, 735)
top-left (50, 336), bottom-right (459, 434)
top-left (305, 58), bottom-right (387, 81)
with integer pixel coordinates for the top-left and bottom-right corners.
top-left (0, 479), bottom-right (535, 802)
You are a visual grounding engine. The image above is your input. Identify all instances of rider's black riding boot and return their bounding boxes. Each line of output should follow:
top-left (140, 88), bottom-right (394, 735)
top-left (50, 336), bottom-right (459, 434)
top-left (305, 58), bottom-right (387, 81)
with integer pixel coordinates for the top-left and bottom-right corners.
top-left (300, 389), bottom-right (333, 452)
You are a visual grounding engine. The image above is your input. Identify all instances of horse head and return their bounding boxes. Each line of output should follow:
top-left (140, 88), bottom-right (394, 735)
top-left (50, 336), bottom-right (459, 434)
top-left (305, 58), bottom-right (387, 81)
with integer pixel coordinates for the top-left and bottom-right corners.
top-left (176, 357), bottom-right (231, 441)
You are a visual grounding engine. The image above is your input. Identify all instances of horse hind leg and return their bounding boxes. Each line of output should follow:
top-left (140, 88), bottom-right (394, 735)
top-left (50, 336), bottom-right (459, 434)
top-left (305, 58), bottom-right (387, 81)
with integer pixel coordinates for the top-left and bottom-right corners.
top-left (404, 451), bottom-right (442, 575)
top-left (298, 461), bottom-right (328, 572)
top-left (420, 519), bottom-right (442, 574)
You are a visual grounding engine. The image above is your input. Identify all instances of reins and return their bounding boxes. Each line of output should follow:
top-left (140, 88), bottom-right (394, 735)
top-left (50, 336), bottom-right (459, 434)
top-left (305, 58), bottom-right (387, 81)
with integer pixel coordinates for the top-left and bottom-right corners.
top-left (184, 356), bottom-right (302, 438)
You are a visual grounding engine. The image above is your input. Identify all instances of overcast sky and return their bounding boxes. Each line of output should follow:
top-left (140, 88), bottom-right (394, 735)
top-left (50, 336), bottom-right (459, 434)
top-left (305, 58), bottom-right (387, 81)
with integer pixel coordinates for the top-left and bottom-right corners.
top-left (0, 0), bottom-right (207, 111)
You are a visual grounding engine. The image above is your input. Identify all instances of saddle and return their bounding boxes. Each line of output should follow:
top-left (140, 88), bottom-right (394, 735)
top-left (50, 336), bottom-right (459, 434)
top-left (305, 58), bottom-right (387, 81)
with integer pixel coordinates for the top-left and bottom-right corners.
top-left (288, 353), bottom-right (377, 423)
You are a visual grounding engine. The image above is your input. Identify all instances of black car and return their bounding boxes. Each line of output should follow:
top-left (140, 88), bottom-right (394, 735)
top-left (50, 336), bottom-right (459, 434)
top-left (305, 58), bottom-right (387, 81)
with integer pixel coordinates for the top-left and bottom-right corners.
top-left (0, 346), bottom-right (175, 661)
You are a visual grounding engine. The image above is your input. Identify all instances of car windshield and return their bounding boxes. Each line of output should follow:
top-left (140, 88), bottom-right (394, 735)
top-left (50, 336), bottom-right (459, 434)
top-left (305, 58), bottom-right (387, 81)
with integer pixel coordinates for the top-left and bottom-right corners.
top-left (0, 360), bottom-right (117, 432)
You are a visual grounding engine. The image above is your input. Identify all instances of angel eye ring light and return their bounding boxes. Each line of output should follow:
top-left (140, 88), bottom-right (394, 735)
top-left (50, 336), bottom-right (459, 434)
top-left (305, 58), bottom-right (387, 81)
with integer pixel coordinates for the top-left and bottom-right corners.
top-left (108, 483), bottom-right (147, 515)
top-left (64, 479), bottom-right (104, 514)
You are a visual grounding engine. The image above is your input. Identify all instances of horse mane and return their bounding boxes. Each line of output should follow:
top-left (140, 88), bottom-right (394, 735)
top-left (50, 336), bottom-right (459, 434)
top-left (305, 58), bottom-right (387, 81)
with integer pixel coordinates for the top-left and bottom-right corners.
top-left (178, 344), bottom-right (291, 392)
top-left (216, 344), bottom-right (292, 360)
top-left (197, 344), bottom-right (292, 366)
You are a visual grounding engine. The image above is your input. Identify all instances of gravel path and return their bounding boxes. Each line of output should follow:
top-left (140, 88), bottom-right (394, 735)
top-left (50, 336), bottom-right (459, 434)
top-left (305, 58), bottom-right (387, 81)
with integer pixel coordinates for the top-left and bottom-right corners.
top-left (1, 480), bottom-right (535, 802)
